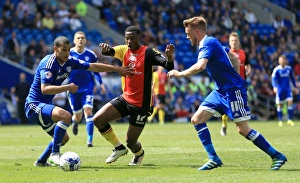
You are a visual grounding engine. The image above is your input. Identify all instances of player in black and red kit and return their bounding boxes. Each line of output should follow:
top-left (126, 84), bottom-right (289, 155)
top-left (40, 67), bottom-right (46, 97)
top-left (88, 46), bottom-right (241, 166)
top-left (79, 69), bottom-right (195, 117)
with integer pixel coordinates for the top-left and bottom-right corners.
top-left (93, 26), bottom-right (175, 165)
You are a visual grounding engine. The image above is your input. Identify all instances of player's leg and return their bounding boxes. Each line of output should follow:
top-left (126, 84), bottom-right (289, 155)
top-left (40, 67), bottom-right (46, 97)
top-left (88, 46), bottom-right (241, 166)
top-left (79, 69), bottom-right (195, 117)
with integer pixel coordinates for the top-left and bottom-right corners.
top-left (220, 114), bottom-right (228, 136)
top-left (83, 106), bottom-right (94, 147)
top-left (93, 97), bottom-right (128, 163)
top-left (127, 113), bottom-right (147, 165)
top-left (277, 103), bottom-right (284, 127)
top-left (232, 88), bottom-right (287, 170)
top-left (49, 105), bottom-right (72, 165)
top-left (286, 98), bottom-right (295, 126)
top-left (192, 106), bottom-right (223, 170)
top-left (68, 92), bottom-right (83, 135)
top-left (275, 94), bottom-right (284, 127)
top-left (235, 121), bottom-right (287, 170)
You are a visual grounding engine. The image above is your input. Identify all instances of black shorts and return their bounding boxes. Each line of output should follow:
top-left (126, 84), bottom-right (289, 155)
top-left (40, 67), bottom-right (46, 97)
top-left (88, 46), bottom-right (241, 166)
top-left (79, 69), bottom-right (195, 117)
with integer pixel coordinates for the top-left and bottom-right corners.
top-left (156, 94), bottom-right (166, 105)
top-left (110, 96), bottom-right (153, 127)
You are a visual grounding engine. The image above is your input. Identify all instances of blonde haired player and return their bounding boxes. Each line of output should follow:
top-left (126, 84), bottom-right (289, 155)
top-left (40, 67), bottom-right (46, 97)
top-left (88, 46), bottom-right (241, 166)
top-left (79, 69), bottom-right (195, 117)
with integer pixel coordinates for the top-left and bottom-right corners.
top-left (220, 32), bottom-right (251, 136)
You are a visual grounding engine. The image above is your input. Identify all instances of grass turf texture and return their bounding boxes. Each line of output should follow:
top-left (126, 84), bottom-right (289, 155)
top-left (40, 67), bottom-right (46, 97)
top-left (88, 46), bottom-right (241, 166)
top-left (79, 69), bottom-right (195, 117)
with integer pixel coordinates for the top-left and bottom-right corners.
top-left (0, 121), bottom-right (299, 183)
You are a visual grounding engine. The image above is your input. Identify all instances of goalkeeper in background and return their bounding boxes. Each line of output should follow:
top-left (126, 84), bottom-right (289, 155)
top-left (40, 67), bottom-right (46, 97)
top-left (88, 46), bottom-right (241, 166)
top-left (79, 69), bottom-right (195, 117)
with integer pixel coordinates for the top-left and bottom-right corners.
top-left (220, 32), bottom-right (251, 136)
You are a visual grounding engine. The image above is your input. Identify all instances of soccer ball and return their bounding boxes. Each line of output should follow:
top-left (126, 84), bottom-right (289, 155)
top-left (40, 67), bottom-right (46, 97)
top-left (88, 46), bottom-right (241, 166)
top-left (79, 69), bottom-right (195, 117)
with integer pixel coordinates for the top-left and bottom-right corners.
top-left (59, 152), bottom-right (81, 171)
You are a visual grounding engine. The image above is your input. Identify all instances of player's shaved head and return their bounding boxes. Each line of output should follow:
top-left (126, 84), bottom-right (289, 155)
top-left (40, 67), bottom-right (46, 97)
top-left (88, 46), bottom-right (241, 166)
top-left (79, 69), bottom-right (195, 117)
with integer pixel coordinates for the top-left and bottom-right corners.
top-left (54, 36), bottom-right (71, 47)
top-left (125, 26), bottom-right (141, 36)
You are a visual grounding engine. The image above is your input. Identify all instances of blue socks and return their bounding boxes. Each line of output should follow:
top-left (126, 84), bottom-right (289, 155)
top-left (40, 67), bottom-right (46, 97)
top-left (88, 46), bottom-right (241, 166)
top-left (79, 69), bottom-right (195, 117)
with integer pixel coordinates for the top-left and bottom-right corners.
top-left (246, 129), bottom-right (279, 158)
top-left (194, 123), bottom-right (219, 161)
top-left (52, 121), bottom-right (69, 153)
top-left (86, 115), bottom-right (94, 142)
top-left (38, 141), bottom-right (53, 163)
top-left (288, 106), bottom-right (293, 120)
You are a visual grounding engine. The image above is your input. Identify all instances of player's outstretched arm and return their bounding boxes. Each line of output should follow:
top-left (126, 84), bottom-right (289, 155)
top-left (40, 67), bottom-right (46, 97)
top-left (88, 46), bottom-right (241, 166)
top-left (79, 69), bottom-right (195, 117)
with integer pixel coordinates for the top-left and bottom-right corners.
top-left (41, 83), bottom-right (78, 95)
top-left (88, 63), bottom-right (133, 77)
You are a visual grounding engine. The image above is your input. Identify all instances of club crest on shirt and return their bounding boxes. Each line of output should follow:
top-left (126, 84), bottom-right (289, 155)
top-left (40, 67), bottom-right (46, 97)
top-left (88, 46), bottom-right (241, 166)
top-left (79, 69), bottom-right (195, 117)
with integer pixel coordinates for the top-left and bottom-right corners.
top-left (85, 56), bottom-right (90, 61)
top-left (66, 66), bottom-right (72, 72)
top-left (44, 71), bottom-right (52, 79)
top-left (128, 55), bottom-right (137, 62)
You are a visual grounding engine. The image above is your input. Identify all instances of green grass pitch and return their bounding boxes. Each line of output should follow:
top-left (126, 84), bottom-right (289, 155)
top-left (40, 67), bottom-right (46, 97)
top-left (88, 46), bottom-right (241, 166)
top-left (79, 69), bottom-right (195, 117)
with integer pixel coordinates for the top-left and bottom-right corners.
top-left (0, 121), bottom-right (299, 183)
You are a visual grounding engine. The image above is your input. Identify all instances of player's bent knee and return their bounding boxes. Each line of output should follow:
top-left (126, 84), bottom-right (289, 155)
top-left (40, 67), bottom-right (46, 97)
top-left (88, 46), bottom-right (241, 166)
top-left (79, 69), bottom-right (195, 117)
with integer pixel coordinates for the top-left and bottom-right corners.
top-left (60, 112), bottom-right (72, 125)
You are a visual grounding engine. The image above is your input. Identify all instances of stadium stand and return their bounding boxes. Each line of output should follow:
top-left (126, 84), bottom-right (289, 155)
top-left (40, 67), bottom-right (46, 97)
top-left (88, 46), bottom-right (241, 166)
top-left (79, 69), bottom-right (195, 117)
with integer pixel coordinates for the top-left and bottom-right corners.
top-left (0, 0), bottom-right (299, 123)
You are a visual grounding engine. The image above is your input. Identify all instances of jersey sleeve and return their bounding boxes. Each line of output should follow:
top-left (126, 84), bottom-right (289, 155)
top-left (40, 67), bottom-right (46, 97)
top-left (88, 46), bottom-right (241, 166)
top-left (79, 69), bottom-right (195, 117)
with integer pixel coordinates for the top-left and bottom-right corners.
top-left (93, 72), bottom-right (103, 84)
top-left (40, 68), bottom-right (54, 85)
top-left (112, 45), bottom-right (128, 62)
top-left (199, 46), bottom-right (213, 60)
top-left (148, 48), bottom-right (174, 71)
top-left (71, 56), bottom-right (90, 70)
top-left (271, 70), bottom-right (277, 88)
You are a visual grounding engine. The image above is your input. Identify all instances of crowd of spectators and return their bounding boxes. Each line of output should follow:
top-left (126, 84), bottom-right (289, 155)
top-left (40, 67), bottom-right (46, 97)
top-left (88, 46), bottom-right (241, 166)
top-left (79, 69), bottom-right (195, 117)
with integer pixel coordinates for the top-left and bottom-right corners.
top-left (1, 0), bottom-right (300, 123)
top-left (0, 0), bottom-right (87, 68)
top-left (91, 0), bottom-right (300, 121)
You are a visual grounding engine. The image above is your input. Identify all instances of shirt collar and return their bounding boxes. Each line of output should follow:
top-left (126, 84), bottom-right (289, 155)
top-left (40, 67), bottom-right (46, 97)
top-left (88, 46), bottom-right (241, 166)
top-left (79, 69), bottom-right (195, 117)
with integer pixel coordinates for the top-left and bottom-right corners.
top-left (198, 35), bottom-right (207, 49)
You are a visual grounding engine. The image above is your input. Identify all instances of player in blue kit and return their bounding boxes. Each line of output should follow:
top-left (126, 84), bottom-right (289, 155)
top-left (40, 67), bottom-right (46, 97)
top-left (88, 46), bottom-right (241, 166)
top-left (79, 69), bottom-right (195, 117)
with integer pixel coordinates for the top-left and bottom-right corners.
top-left (272, 55), bottom-right (298, 127)
top-left (68, 31), bottom-right (106, 147)
top-left (167, 16), bottom-right (287, 171)
top-left (25, 36), bottom-right (132, 167)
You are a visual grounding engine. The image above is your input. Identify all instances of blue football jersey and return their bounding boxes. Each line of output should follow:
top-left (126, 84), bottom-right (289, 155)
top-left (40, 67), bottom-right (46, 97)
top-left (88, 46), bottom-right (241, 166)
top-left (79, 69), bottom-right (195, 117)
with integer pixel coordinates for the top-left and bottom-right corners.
top-left (69, 48), bottom-right (102, 92)
top-left (271, 65), bottom-right (296, 93)
top-left (26, 54), bottom-right (90, 104)
top-left (198, 36), bottom-right (246, 92)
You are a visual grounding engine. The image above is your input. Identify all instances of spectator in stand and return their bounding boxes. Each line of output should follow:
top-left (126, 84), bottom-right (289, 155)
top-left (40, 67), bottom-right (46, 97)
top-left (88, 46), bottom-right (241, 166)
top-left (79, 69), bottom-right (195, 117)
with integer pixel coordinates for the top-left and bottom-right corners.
top-left (174, 96), bottom-right (189, 120)
top-left (6, 31), bottom-right (20, 63)
top-left (16, 0), bottom-right (29, 20)
top-left (2, 0), bottom-right (12, 12)
top-left (273, 15), bottom-right (285, 29)
top-left (262, 2), bottom-right (271, 12)
top-left (69, 14), bottom-right (82, 31)
top-left (42, 12), bottom-right (55, 30)
top-left (15, 72), bottom-right (30, 124)
top-left (283, 16), bottom-right (293, 30)
top-left (21, 11), bottom-right (34, 28)
top-left (33, 12), bottom-right (42, 29)
top-left (24, 40), bottom-right (38, 57)
top-left (244, 9), bottom-right (258, 24)
top-left (36, 0), bottom-right (45, 17)
top-left (57, 3), bottom-right (70, 29)
top-left (24, 49), bottom-right (39, 69)
top-left (75, 0), bottom-right (87, 17)
top-left (0, 37), bottom-right (5, 57)
top-left (27, 0), bottom-right (37, 17)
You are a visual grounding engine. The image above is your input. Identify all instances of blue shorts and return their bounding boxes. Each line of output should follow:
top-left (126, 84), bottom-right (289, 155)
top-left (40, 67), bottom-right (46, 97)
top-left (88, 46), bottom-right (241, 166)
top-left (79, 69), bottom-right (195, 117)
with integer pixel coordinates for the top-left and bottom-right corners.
top-left (68, 90), bottom-right (94, 114)
top-left (276, 90), bottom-right (293, 104)
top-left (25, 102), bottom-right (55, 136)
top-left (200, 88), bottom-right (251, 122)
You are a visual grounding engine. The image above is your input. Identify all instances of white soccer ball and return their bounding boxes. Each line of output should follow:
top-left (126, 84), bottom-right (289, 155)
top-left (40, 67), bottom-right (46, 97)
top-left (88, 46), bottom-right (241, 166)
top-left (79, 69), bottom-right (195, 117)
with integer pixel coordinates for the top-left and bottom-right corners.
top-left (59, 152), bottom-right (81, 171)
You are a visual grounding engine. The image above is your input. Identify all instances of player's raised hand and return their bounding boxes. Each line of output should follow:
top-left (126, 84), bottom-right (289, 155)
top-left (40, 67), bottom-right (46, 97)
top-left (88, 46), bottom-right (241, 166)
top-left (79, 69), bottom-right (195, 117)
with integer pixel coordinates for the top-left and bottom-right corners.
top-left (99, 43), bottom-right (110, 53)
top-left (68, 83), bottom-right (79, 93)
top-left (165, 44), bottom-right (175, 58)
top-left (167, 70), bottom-right (181, 79)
